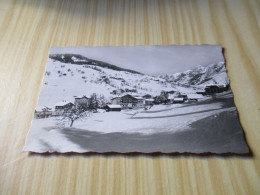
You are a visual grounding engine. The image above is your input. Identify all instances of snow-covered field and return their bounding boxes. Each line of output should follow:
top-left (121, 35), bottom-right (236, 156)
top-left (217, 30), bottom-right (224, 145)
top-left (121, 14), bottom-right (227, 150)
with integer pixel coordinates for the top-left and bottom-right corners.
top-left (24, 95), bottom-right (249, 154)
top-left (73, 101), bottom-right (231, 134)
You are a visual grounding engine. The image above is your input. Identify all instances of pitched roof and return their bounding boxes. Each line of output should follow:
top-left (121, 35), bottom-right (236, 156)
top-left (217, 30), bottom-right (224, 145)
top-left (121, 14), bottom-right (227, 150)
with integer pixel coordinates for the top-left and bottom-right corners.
top-left (35, 106), bottom-right (52, 112)
top-left (121, 92), bottom-right (139, 97)
top-left (121, 94), bottom-right (137, 99)
top-left (106, 104), bottom-right (122, 108)
top-left (173, 97), bottom-right (184, 101)
top-left (145, 98), bottom-right (154, 101)
top-left (135, 97), bottom-right (144, 100)
top-left (205, 84), bottom-right (226, 88)
top-left (74, 95), bottom-right (90, 99)
top-left (55, 101), bottom-right (73, 107)
top-left (187, 94), bottom-right (204, 99)
top-left (111, 96), bottom-right (121, 100)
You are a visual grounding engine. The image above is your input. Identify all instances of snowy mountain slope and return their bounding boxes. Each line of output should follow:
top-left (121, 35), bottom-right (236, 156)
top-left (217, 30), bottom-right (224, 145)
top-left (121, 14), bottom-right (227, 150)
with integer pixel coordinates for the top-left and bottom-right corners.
top-left (39, 59), bottom-right (178, 108)
top-left (49, 54), bottom-right (143, 75)
top-left (159, 62), bottom-right (229, 86)
top-left (38, 56), bottom-right (228, 108)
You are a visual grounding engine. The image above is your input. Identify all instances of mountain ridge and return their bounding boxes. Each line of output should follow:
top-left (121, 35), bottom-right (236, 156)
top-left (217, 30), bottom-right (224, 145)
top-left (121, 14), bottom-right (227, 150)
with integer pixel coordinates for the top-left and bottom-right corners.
top-left (159, 62), bottom-right (229, 86)
top-left (49, 54), bottom-right (143, 75)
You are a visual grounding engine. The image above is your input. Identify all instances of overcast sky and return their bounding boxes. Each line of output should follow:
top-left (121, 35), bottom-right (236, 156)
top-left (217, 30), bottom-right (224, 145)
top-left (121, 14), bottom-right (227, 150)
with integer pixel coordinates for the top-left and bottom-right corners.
top-left (50, 45), bottom-right (224, 75)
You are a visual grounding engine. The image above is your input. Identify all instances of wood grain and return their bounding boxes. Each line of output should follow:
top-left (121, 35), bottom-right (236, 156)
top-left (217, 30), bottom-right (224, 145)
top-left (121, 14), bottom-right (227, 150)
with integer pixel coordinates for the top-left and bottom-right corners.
top-left (0, 0), bottom-right (259, 194)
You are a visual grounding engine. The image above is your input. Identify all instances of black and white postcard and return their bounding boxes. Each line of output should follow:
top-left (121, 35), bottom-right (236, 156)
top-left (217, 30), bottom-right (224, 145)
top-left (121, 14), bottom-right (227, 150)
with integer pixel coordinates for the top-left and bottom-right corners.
top-left (24, 45), bottom-right (249, 154)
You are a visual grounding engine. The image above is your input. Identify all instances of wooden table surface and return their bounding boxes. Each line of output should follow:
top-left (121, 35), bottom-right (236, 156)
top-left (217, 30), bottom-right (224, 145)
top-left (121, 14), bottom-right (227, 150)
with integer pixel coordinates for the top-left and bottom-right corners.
top-left (0, 0), bottom-right (259, 194)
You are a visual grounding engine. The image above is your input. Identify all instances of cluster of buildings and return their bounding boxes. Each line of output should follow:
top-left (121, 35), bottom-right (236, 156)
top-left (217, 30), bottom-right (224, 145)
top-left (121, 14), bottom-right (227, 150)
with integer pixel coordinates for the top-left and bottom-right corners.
top-left (34, 106), bottom-right (53, 119)
top-left (196, 84), bottom-right (230, 95)
top-left (105, 91), bottom-right (205, 111)
top-left (34, 84), bottom-right (230, 117)
top-left (34, 93), bottom-right (155, 117)
top-left (109, 93), bottom-right (154, 110)
top-left (34, 92), bottom-right (203, 117)
top-left (34, 96), bottom-right (89, 119)
top-left (105, 84), bottom-right (230, 111)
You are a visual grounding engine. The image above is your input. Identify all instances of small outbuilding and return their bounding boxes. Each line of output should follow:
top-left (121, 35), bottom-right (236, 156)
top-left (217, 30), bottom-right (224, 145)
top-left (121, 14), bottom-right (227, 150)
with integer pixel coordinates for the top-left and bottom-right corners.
top-left (104, 104), bottom-right (122, 112)
top-left (173, 97), bottom-right (184, 103)
top-left (145, 98), bottom-right (154, 105)
top-left (34, 106), bottom-right (53, 119)
top-left (187, 94), bottom-right (204, 101)
top-left (54, 101), bottom-right (74, 116)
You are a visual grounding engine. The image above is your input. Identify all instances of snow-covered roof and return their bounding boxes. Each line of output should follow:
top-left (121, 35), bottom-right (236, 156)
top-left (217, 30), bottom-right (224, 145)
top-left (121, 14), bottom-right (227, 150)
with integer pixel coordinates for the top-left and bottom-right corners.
top-left (187, 94), bottom-right (204, 99)
top-left (35, 106), bottom-right (52, 112)
top-left (35, 106), bottom-right (45, 112)
top-left (135, 97), bottom-right (144, 100)
top-left (55, 101), bottom-right (73, 106)
top-left (106, 104), bottom-right (122, 108)
top-left (205, 84), bottom-right (226, 88)
top-left (120, 93), bottom-right (140, 98)
top-left (174, 97), bottom-right (184, 101)
top-left (145, 99), bottom-right (154, 101)
top-left (111, 96), bottom-right (121, 100)
top-left (75, 95), bottom-right (90, 99)
top-left (124, 92), bottom-right (139, 97)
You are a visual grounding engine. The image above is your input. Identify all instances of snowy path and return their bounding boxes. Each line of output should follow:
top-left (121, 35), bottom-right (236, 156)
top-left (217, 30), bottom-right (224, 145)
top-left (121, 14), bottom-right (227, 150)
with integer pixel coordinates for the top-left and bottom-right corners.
top-left (132, 107), bottom-right (233, 119)
top-left (132, 102), bottom-right (224, 118)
